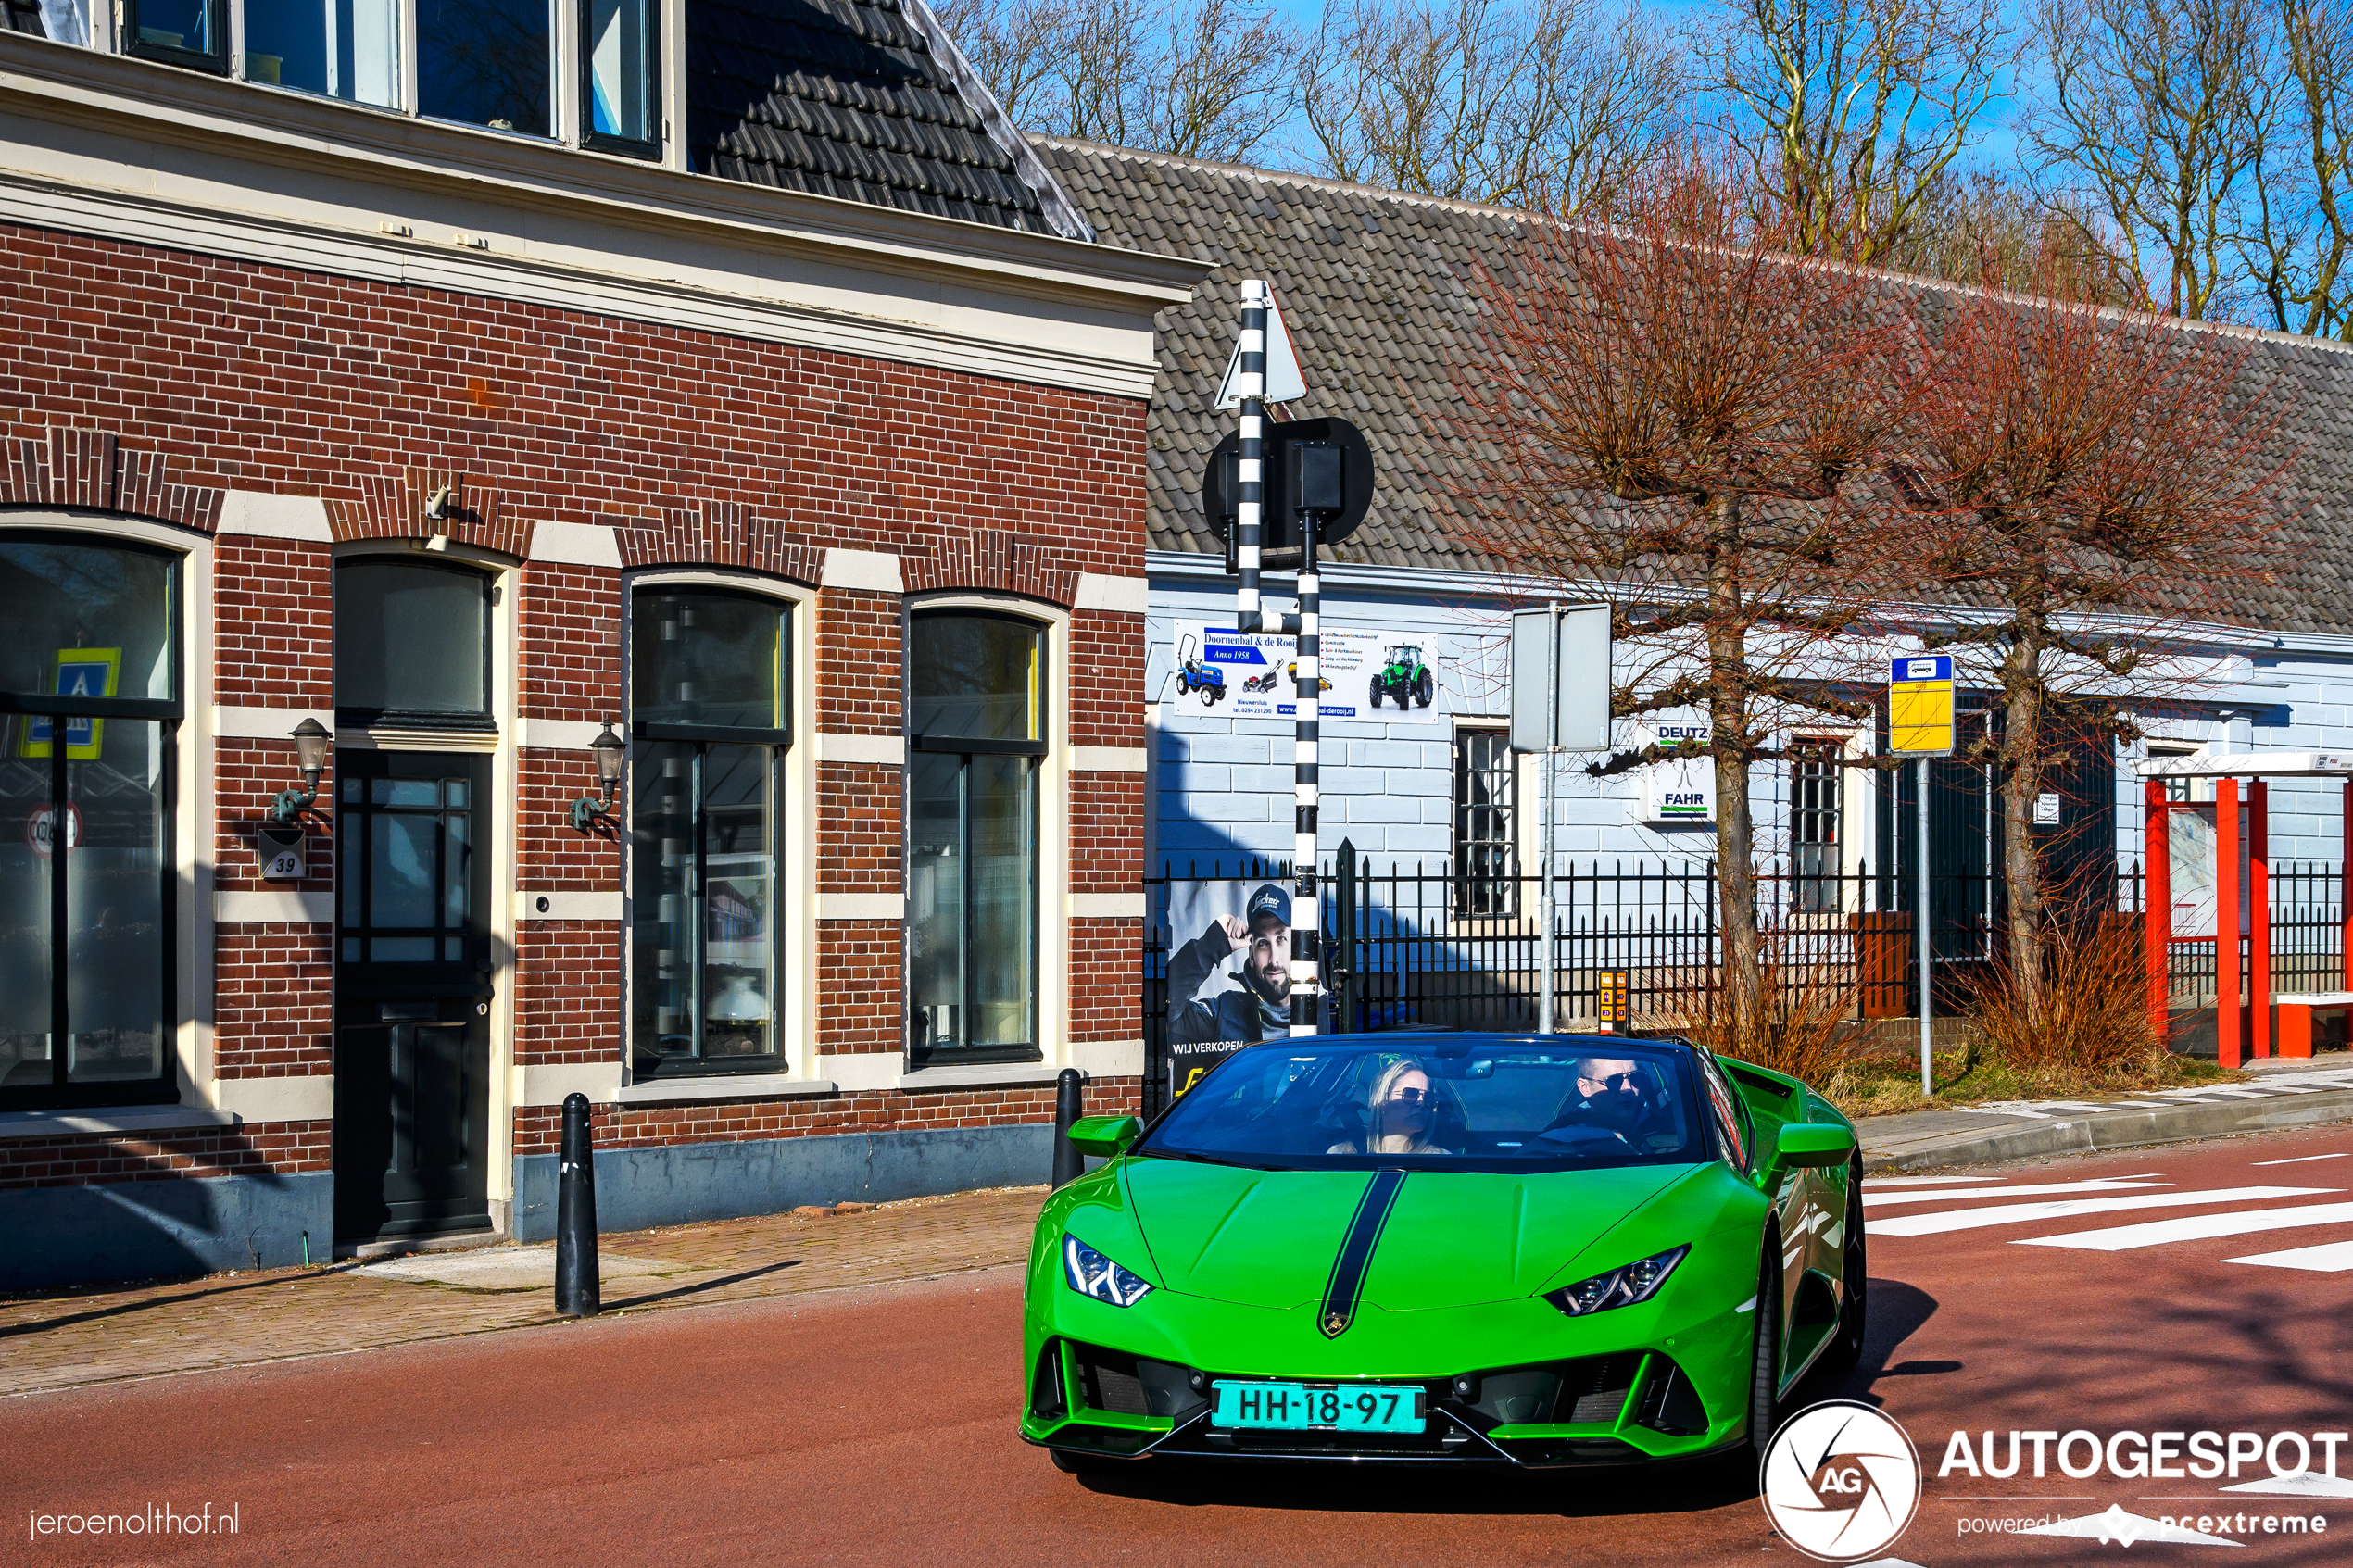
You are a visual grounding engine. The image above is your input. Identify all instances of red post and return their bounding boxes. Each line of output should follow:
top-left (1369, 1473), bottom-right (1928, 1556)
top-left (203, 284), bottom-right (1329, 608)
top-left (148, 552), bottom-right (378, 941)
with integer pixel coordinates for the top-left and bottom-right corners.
top-left (2217, 777), bottom-right (2243, 1070)
top-left (2145, 778), bottom-right (2171, 1048)
top-left (2250, 780), bottom-right (2271, 1060)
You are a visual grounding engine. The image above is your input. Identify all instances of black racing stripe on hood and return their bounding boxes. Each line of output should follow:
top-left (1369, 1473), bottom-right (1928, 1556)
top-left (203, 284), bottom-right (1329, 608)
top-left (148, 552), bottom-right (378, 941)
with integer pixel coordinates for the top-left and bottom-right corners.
top-left (1317, 1169), bottom-right (1405, 1338)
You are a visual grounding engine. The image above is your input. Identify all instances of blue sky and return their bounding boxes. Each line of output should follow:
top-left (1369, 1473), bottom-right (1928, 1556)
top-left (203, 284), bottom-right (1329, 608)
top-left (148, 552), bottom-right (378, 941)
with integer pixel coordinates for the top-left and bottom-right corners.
top-left (1251, 0), bottom-right (2042, 183)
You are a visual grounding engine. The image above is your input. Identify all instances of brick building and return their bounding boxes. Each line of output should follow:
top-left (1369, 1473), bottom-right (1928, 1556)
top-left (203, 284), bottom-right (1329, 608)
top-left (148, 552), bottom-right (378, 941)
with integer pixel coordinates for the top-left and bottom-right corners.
top-left (0, 3), bottom-right (1202, 1287)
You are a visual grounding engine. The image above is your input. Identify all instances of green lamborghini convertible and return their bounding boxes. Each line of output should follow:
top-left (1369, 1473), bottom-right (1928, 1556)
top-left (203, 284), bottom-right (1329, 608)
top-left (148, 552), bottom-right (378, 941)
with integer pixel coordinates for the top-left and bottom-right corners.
top-left (1020, 1034), bottom-right (1862, 1471)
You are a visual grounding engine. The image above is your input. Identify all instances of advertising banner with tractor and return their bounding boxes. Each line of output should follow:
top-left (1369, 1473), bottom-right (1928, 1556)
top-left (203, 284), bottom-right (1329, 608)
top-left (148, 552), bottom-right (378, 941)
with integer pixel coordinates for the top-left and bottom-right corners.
top-left (1167, 621), bottom-right (1445, 723)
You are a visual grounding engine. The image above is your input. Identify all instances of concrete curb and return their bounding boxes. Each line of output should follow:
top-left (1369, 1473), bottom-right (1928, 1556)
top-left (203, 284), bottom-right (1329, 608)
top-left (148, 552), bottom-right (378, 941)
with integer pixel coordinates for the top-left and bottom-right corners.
top-left (1859, 1089), bottom-right (2353, 1174)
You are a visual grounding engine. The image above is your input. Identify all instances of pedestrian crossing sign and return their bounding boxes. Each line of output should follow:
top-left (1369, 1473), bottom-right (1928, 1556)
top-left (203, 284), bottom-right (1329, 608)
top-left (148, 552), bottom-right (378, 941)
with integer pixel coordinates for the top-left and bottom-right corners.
top-left (1889, 654), bottom-right (1954, 756)
top-left (17, 647), bottom-right (120, 761)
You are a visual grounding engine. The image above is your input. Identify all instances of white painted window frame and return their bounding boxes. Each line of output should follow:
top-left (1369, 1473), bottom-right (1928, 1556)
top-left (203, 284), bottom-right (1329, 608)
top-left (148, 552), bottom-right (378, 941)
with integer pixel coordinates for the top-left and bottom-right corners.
top-left (900, 590), bottom-right (1072, 1074)
top-left (619, 568), bottom-right (820, 1085)
top-left (0, 511), bottom-right (215, 1111)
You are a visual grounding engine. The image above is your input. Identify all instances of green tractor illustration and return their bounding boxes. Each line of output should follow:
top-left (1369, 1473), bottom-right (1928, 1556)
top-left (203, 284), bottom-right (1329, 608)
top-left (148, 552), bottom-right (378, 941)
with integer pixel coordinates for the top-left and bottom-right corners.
top-left (1369, 643), bottom-right (1435, 709)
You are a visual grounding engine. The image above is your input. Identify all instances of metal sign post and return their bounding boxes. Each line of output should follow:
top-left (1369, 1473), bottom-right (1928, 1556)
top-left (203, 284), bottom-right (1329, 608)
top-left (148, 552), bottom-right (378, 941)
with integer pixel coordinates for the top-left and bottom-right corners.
top-left (1889, 654), bottom-right (1956, 1095)
top-left (1508, 604), bottom-right (1612, 1035)
top-left (1540, 603), bottom-right (1561, 1034)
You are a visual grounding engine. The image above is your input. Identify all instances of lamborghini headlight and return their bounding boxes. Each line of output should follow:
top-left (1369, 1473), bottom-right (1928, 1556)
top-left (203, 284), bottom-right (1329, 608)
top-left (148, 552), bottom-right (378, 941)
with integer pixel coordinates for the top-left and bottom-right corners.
top-left (1544, 1245), bottom-right (1690, 1317)
top-left (1063, 1235), bottom-right (1153, 1307)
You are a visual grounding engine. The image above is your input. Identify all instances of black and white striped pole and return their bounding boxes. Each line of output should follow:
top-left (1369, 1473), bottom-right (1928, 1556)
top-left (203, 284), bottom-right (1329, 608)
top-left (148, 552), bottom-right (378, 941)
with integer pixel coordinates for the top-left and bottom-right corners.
top-left (1290, 477), bottom-right (1322, 1037)
top-left (1232, 280), bottom-right (1317, 1035)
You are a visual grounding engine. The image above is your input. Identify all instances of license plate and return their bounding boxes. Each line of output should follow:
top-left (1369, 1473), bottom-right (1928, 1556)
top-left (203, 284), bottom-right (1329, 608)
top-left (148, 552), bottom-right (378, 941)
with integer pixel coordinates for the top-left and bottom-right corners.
top-left (1211, 1380), bottom-right (1426, 1434)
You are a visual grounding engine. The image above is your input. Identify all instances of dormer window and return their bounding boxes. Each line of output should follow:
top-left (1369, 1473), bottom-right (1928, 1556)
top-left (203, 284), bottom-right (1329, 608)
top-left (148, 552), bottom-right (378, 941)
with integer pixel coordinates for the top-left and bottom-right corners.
top-left (96, 0), bottom-right (661, 160)
top-left (582, 0), bottom-right (658, 156)
top-left (420, 0), bottom-right (550, 135)
top-left (127, 0), bottom-right (226, 73)
top-left (244, 0), bottom-right (398, 107)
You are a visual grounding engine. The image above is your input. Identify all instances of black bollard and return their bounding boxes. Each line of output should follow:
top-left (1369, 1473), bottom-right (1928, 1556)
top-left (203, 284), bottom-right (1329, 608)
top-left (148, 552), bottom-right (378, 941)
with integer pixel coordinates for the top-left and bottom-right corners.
top-left (1051, 1068), bottom-right (1086, 1187)
top-left (554, 1092), bottom-right (600, 1317)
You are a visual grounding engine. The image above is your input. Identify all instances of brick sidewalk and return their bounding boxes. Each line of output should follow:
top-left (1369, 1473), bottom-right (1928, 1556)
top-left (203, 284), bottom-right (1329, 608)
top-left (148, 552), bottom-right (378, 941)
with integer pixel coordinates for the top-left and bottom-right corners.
top-left (0, 1185), bottom-right (1048, 1399)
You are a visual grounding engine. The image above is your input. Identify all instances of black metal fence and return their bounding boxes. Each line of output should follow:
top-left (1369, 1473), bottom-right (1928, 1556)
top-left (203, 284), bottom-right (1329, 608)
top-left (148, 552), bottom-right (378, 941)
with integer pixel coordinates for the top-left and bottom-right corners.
top-left (1140, 853), bottom-right (2348, 1118)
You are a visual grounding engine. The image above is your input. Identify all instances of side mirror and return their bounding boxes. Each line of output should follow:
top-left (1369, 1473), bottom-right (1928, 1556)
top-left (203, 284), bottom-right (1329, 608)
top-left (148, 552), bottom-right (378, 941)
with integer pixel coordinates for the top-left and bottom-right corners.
top-left (1066, 1114), bottom-right (1143, 1160)
top-left (1776, 1122), bottom-right (1855, 1169)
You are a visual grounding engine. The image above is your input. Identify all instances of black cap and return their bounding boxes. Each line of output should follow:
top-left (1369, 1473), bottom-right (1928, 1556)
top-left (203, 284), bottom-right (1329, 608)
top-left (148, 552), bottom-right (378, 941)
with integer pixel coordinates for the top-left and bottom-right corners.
top-left (1246, 883), bottom-right (1290, 929)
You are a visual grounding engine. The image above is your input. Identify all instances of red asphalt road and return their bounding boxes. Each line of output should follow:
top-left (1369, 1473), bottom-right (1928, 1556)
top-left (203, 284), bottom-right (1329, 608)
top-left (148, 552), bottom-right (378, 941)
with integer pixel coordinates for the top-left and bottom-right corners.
top-left (5, 1124), bottom-right (2353, 1568)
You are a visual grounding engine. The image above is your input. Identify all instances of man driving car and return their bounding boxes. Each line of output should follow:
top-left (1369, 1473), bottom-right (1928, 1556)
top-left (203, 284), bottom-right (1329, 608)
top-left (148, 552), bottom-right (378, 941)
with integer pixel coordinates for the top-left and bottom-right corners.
top-left (1544, 1055), bottom-right (1654, 1143)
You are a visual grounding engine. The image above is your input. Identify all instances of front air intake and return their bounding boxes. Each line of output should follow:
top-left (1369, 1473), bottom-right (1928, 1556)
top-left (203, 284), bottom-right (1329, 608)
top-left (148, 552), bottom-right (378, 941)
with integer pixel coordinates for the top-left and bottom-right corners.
top-left (1031, 1342), bottom-right (1066, 1420)
top-left (1070, 1344), bottom-right (1207, 1421)
top-left (1562, 1352), bottom-right (1642, 1424)
top-left (1633, 1355), bottom-right (1710, 1436)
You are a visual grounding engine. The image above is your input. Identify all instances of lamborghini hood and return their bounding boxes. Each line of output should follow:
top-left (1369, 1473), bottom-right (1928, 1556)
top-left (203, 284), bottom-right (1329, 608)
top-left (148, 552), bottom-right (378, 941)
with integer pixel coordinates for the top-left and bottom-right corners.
top-left (1121, 1157), bottom-right (1698, 1311)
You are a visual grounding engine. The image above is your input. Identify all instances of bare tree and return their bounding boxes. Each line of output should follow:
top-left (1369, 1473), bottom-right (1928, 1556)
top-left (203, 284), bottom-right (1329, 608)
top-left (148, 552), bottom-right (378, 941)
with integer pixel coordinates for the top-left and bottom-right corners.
top-left (1454, 152), bottom-right (1911, 1028)
top-left (1705, 0), bottom-right (2015, 264)
top-left (2027, 0), bottom-right (2281, 321)
top-left (1894, 268), bottom-right (2284, 1027)
top-left (934, 0), bottom-right (1073, 129)
top-left (2242, 0), bottom-right (2353, 338)
top-left (937, 0), bottom-right (1299, 165)
top-left (1881, 170), bottom-right (2148, 304)
top-left (1299, 0), bottom-right (1684, 212)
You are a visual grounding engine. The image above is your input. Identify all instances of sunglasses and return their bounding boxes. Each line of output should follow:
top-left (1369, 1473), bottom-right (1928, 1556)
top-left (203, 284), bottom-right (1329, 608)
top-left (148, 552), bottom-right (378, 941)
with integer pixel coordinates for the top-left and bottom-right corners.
top-left (1383, 1086), bottom-right (1435, 1104)
top-left (1581, 1073), bottom-right (1642, 1093)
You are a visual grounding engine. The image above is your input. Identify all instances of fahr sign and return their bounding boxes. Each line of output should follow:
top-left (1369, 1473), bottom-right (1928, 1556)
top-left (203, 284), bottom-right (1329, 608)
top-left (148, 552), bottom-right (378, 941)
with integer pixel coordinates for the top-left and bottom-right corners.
top-left (1635, 721), bottom-right (1716, 825)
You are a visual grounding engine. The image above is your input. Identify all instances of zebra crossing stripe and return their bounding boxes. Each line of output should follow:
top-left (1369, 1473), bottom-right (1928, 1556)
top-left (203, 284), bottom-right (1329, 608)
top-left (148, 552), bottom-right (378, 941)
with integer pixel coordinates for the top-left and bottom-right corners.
top-left (1866, 1174), bottom-right (2006, 1187)
top-left (1862, 1177), bottom-right (2167, 1208)
top-left (2223, 1237), bottom-right (2353, 1272)
top-left (1866, 1185), bottom-right (2339, 1238)
top-left (2012, 1199), bottom-right (2353, 1253)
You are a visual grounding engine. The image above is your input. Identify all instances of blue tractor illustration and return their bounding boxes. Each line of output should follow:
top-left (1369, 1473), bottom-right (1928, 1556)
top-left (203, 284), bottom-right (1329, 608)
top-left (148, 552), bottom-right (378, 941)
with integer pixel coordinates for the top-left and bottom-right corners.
top-left (1175, 633), bottom-right (1227, 706)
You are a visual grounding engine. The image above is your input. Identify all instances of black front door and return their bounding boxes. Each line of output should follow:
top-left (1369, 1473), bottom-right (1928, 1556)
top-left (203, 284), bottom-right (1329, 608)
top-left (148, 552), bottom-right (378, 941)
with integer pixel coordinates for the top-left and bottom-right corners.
top-left (333, 749), bottom-right (494, 1241)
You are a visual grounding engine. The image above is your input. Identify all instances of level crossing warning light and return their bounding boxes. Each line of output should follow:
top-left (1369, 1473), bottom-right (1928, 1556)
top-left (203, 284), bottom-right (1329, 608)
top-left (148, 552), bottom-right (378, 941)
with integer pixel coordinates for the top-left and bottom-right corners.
top-left (1888, 655), bottom-right (1955, 756)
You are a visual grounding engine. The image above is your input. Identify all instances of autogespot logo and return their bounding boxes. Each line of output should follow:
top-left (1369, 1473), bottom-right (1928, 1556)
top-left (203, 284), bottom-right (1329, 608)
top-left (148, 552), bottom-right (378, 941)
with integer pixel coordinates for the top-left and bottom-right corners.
top-left (1759, 1400), bottom-right (1924, 1562)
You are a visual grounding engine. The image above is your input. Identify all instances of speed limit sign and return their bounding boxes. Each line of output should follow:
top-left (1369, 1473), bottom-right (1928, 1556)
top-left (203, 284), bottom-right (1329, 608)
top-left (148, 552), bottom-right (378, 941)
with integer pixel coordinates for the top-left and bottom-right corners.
top-left (24, 803), bottom-right (82, 857)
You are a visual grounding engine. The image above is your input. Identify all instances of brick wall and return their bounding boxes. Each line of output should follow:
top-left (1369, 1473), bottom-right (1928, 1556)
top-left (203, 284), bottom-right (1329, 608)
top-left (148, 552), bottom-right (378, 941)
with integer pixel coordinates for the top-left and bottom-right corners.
top-left (0, 1121), bottom-right (332, 1189)
top-left (215, 536), bottom-right (333, 706)
top-left (5, 219), bottom-right (1147, 1194)
top-left (510, 1077), bottom-right (1144, 1156)
top-left (818, 922), bottom-right (904, 1055)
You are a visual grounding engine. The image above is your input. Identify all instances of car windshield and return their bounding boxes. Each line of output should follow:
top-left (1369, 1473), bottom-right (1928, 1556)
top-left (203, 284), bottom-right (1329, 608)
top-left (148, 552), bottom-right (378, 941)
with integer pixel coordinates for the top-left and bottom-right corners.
top-left (1139, 1038), bottom-right (1708, 1173)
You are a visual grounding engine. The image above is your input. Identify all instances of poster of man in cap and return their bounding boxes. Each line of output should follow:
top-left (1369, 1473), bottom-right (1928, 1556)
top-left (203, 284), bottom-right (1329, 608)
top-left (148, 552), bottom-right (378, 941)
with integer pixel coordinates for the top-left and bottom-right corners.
top-left (1163, 881), bottom-right (1294, 1096)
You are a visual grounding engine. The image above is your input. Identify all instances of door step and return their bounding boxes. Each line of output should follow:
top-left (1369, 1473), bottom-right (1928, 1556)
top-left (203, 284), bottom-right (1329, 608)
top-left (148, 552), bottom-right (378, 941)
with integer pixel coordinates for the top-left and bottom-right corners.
top-left (334, 1226), bottom-right (507, 1263)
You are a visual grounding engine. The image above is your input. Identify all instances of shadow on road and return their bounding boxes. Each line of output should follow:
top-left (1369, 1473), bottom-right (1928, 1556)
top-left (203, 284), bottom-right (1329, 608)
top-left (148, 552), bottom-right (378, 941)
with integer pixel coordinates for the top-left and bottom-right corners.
top-left (601, 1259), bottom-right (802, 1310)
top-left (1073, 1454), bottom-right (1758, 1516)
top-left (1797, 1276), bottom-right (1944, 1408)
top-left (0, 1263), bottom-right (363, 1340)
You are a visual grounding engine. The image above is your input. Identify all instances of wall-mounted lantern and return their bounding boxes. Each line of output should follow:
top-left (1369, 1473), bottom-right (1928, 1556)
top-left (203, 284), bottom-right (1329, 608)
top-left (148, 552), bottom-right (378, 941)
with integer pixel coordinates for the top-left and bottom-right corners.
top-left (271, 719), bottom-right (333, 822)
top-left (570, 722), bottom-right (625, 833)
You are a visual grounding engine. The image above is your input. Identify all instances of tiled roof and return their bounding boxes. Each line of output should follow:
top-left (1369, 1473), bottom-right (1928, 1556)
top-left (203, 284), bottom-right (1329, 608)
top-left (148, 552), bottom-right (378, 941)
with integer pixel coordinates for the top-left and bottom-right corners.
top-left (689, 0), bottom-right (1088, 239)
top-left (1040, 138), bottom-right (2353, 639)
top-left (1038, 138), bottom-right (1534, 574)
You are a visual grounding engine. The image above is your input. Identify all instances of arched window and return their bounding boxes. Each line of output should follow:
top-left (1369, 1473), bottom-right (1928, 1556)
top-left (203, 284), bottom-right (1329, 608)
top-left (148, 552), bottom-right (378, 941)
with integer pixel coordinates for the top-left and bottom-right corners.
top-left (629, 587), bottom-right (791, 1077)
top-left (0, 533), bottom-right (181, 1109)
top-left (907, 611), bottom-right (1043, 1065)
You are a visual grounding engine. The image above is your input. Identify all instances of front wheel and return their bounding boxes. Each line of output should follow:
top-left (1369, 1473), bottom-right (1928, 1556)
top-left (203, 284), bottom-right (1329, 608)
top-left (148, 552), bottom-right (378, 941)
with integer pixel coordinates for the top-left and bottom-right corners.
top-left (1200, 687), bottom-right (1216, 707)
top-left (1367, 675), bottom-right (1383, 709)
top-left (1414, 670), bottom-right (1434, 707)
top-left (1823, 1162), bottom-right (1868, 1374)
top-left (1743, 1234), bottom-right (1783, 1464)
